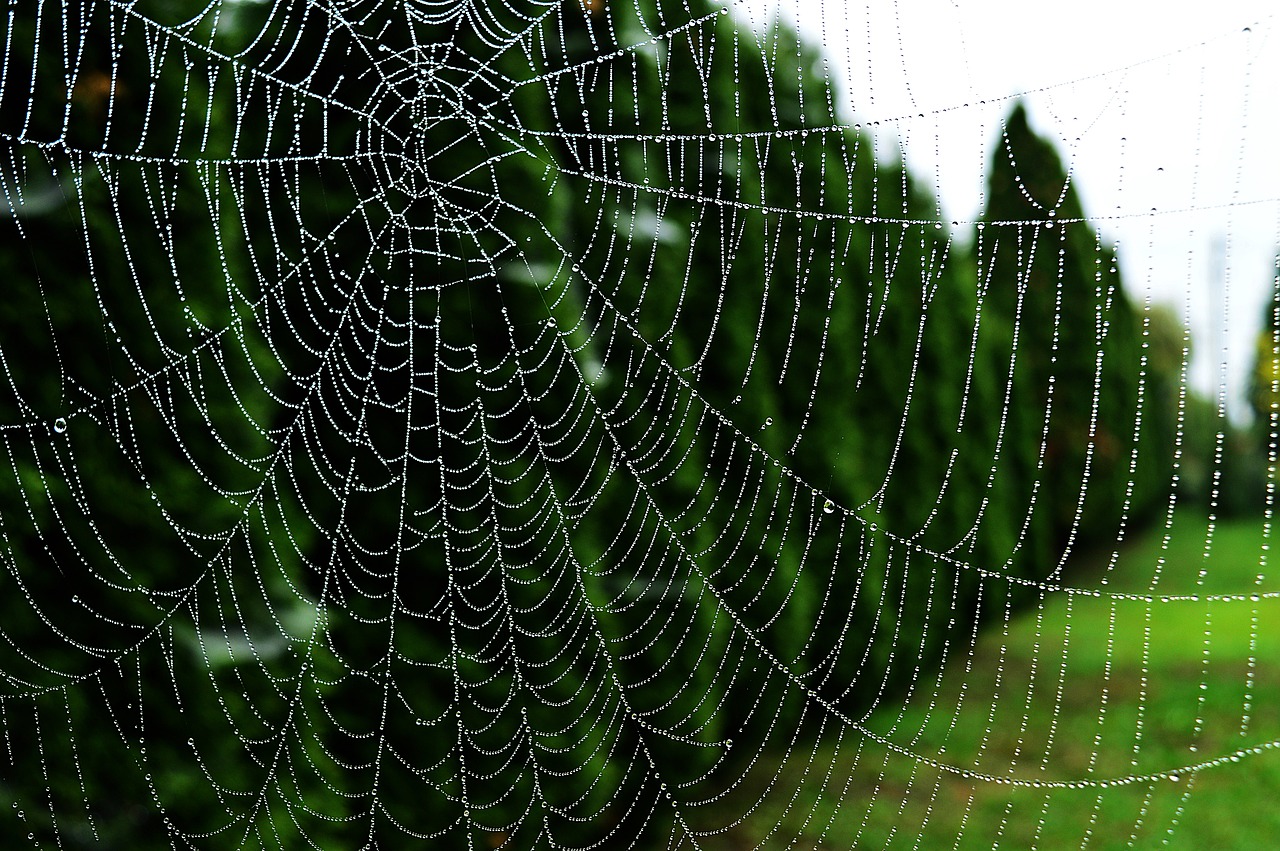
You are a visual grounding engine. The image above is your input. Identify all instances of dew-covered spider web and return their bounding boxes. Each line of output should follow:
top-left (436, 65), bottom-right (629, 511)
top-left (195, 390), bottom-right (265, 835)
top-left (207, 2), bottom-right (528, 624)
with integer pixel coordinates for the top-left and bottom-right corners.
top-left (0, 0), bottom-right (1277, 847)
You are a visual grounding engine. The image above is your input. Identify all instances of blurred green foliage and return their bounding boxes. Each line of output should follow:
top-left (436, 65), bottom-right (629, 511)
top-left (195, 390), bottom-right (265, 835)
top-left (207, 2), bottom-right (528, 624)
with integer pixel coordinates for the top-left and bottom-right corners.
top-left (0, 0), bottom-right (1213, 846)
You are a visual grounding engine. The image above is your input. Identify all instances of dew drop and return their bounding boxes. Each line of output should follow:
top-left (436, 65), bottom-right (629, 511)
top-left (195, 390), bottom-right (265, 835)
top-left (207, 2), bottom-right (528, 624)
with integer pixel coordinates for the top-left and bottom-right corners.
top-left (822, 499), bottom-right (835, 514)
top-left (1169, 773), bottom-right (1180, 782)
top-left (53, 417), bottom-right (67, 434)
top-left (762, 417), bottom-right (773, 428)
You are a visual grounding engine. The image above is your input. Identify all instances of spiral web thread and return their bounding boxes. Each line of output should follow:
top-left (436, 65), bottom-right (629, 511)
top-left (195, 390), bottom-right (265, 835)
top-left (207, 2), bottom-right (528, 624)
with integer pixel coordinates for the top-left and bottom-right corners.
top-left (0, 0), bottom-right (1276, 847)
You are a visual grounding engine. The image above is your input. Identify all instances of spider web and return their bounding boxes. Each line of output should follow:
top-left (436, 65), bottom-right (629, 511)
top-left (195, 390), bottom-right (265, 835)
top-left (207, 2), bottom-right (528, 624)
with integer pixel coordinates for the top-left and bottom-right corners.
top-left (0, 0), bottom-right (1276, 847)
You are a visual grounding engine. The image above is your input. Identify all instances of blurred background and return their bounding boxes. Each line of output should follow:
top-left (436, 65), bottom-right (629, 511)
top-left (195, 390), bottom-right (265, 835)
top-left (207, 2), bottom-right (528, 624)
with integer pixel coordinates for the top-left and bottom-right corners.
top-left (742, 0), bottom-right (1280, 420)
top-left (0, 0), bottom-right (1275, 847)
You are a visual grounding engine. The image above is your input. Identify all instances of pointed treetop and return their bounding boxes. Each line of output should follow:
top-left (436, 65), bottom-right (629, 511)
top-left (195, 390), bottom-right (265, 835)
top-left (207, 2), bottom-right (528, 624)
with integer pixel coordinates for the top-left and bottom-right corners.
top-left (985, 101), bottom-right (1086, 225)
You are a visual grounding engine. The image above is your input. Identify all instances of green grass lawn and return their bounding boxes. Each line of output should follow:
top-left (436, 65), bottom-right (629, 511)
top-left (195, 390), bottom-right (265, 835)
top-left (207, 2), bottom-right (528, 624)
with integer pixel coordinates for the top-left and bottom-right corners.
top-left (708, 511), bottom-right (1280, 849)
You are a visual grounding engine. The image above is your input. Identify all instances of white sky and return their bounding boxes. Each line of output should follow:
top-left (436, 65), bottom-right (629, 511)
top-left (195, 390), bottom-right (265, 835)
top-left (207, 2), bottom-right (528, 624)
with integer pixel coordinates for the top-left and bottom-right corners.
top-left (731, 0), bottom-right (1279, 418)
